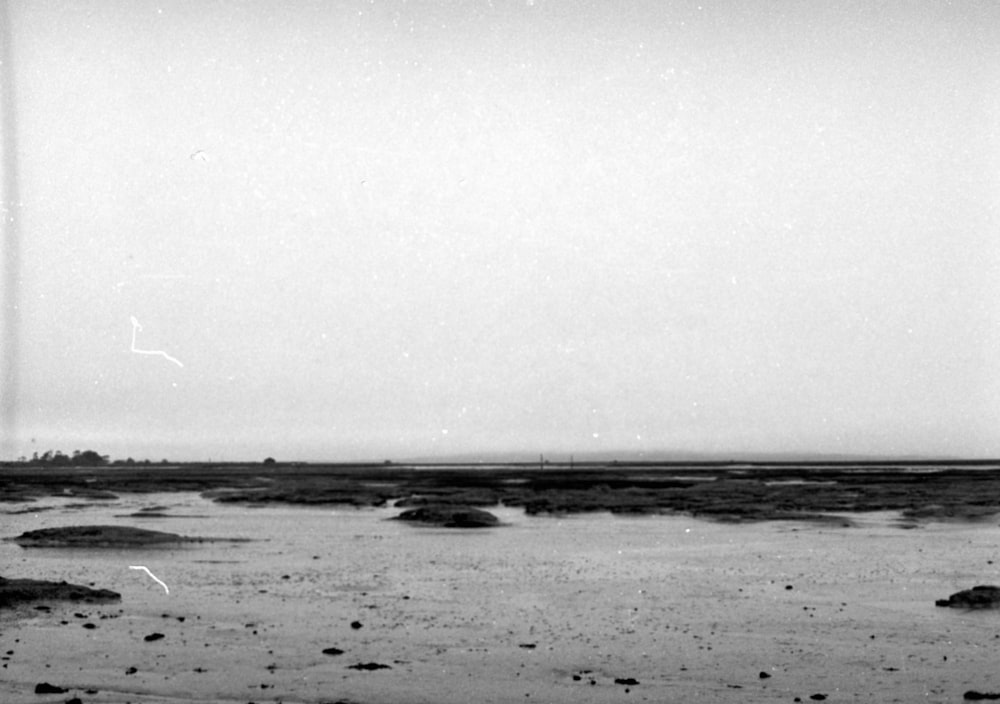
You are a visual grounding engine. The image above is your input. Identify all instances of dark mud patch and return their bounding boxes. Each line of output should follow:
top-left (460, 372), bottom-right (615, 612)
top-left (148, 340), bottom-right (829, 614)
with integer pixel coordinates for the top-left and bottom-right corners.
top-left (898, 504), bottom-right (1000, 527)
top-left (116, 508), bottom-right (212, 518)
top-left (0, 576), bottom-right (121, 609)
top-left (2, 504), bottom-right (56, 515)
top-left (348, 662), bottom-right (392, 670)
top-left (6, 525), bottom-right (251, 547)
top-left (706, 511), bottom-right (858, 527)
top-left (61, 488), bottom-right (119, 500)
top-left (393, 505), bottom-right (500, 528)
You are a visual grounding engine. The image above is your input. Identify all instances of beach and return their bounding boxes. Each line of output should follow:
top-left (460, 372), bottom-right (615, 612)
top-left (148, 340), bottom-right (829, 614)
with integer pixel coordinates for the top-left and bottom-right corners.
top-left (3, 481), bottom-right (1000, 703)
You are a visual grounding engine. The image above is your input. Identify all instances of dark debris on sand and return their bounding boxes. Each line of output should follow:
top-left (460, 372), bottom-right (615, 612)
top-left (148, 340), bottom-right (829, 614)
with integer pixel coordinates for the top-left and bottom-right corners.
top-left (348, 662), bottom-right (392, 670)
top-left (33, 682), bottom-right (68, 694)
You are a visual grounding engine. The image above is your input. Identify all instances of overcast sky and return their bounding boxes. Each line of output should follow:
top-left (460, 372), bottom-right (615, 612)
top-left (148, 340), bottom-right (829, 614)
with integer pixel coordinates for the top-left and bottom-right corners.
top-left (1, 0), bottom-right (999, 462)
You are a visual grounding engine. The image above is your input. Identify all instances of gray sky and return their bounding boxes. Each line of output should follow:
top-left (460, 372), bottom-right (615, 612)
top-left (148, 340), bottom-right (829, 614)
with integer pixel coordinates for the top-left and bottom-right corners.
top-left (2, 0), bottom-right (999, 462)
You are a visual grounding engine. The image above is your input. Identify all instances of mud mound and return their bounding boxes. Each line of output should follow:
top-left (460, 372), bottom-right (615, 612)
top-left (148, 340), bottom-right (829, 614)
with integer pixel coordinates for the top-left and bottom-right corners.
top-left (393, 505), bottom-right (500, 528)
top-left (7, 525), bottom-right (246, 547)
top-left (936, 585), bottom-right (1000, 609)
top-left (0, 576), bottom-right (121, 609)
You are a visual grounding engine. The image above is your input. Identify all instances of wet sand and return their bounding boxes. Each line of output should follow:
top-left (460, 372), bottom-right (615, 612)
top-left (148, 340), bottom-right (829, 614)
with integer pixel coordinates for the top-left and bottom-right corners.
top-left (3, 480), bottom-right (1000, 703)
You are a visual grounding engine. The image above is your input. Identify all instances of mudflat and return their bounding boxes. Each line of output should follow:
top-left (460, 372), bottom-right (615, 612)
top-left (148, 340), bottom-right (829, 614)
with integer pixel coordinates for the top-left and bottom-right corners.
top-left (3, 460), bottom-right (1000, 521)
top-left (1, 462), bottom-right (999, 703)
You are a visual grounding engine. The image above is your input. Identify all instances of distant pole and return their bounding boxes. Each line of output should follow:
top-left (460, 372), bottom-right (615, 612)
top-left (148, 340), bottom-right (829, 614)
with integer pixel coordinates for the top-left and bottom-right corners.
top-left (570, 454), bottom-right (574, 471)
top-left (539, 453), bottom-right (543, 471)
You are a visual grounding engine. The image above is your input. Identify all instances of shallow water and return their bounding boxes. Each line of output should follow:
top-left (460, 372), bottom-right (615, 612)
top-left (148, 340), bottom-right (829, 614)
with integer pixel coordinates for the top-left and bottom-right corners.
top-left (3, 493), bottom-right (1000, 703)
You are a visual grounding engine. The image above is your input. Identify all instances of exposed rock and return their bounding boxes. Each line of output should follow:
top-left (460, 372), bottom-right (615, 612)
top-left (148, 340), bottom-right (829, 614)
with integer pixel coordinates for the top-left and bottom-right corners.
top-left (936, 585), bottom-right (1000, 609)
top-left (393, 505), bottom-right (500, 528)
top-left (965, 692), bottom-right (1000, 701)
top-left (615, 678), bottom-right (640, 686)
top-left (0, 576), bottom-right (120, 609)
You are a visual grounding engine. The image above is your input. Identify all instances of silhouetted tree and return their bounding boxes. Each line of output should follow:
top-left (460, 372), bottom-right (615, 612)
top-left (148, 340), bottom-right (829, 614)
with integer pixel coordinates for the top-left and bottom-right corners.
top-left (76, 450), bottom-right (108, 466)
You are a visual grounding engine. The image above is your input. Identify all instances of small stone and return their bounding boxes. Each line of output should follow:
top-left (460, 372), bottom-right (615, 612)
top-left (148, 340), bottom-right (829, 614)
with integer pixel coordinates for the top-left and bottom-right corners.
top-left (350, 621), bottom-right (363, 630)
top-left (809, 695), bottom-right (827, 701)
top-left (322, 647), bottom-right (345, 656)
top-left (759, 671), bottom-right (772, 679)
top-left (144, 632), bottom-right (165, 642)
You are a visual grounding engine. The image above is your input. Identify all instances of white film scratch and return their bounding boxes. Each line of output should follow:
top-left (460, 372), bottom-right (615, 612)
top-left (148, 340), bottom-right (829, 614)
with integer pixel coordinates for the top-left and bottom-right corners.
top-left (129, 565), bottom-right (170, 594)
top-left (130, 316), bottom-right (184, 367)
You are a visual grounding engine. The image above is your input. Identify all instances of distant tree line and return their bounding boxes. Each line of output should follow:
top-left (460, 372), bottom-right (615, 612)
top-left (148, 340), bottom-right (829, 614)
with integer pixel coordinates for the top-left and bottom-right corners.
top-left (18, 449), bottom-right (110, 466)
top-left (9, 452), bottom-right (277, 467)
top-left (11, 451), bottom-right (177, 467)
